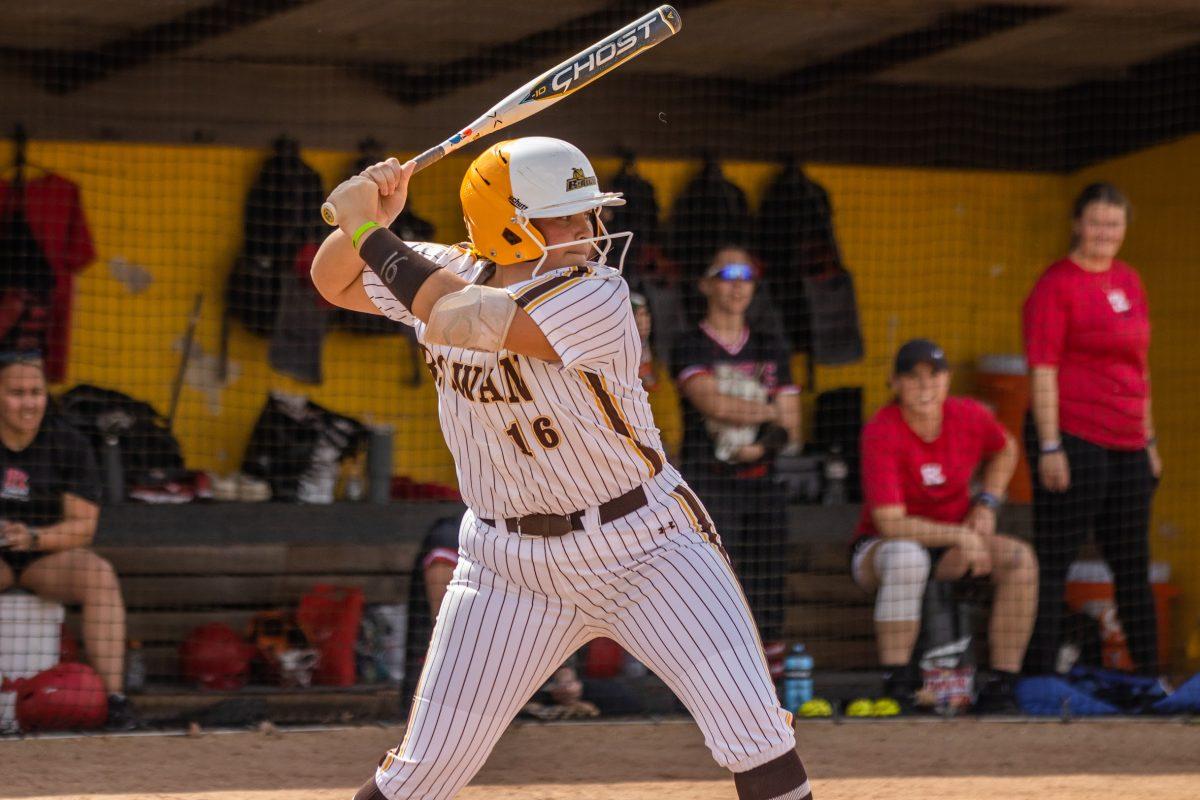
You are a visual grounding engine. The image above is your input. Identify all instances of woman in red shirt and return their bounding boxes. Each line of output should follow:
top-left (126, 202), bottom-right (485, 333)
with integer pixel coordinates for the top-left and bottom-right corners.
top-left (1022, 182), bottom-right (1162, 675)
top-left (851, 340), bottom-right (1037, 711)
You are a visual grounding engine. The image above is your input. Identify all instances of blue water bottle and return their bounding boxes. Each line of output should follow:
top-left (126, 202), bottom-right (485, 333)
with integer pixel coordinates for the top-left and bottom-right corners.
top-left (782, 644), bottom-right (814, 712)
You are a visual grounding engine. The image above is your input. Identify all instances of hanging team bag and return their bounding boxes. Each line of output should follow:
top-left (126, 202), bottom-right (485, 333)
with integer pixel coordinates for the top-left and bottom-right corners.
top-left (56, 384), bottom-right (186, 485)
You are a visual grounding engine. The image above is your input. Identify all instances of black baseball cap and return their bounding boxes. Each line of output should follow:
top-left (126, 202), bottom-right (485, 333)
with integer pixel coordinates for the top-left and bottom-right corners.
top-left (0, 350), bottom-right (43, 367)
top-left (893, 339), bottom-right (949, 375)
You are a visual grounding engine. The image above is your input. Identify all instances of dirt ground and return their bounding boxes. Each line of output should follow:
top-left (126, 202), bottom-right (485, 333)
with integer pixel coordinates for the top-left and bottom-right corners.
top-left (3, 718), bottom-right (1199, 800)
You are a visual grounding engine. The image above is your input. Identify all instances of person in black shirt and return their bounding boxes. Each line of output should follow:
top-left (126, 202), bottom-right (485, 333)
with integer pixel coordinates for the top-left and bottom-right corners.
top-left (0, 353), bottom-right (135, 729)
top-left (671, 247), bottom-right (802, 677)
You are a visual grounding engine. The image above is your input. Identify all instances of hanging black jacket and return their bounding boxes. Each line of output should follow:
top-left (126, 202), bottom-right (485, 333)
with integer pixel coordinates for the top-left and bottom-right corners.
top-left (224, 137), bottom-right (330, 384)
top-left (226, 137), bottom-right (326, 336)
top-left (757, 161), bottom-right (863, 364)
top-left (606, 157), bottom-right (660, 281)
top-left (665, 157), bottom-right (752, 280)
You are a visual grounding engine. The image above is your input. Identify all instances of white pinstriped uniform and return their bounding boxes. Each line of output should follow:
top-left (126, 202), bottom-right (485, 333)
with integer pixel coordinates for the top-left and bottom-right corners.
top-left (365, 242), bottom-right (667, 519)
top-left (362, 243), bottom-right (799, 800)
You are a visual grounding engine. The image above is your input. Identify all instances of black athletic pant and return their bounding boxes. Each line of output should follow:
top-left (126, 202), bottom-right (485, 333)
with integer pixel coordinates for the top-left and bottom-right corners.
top-left (1023, 419), bottom-right (1159, 675)
top-left (690, 474), bottom-right (788, 643)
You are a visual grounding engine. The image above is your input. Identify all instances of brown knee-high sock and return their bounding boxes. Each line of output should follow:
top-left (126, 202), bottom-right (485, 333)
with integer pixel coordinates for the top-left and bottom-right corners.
top-left (354, 775), bottom-right (387, 800)
top-left (354, 759), bottom-right (389, 800)
top-left (734, 750), bottom-right (812, 800)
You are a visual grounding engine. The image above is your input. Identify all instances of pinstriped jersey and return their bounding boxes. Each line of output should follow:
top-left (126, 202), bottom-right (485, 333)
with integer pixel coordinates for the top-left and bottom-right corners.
top-left (362, 242), bottom-right (676, 519)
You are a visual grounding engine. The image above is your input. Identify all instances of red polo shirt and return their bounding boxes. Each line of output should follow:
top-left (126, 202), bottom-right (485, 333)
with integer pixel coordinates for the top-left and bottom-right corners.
top-left (1023, 258), bottom-right (1150, 450)
top-left (852, 397), bottom-right (1008, 545)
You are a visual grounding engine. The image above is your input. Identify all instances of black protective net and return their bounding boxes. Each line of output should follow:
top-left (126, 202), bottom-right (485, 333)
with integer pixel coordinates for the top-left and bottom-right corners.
top-left (0, 1), bottom-right (1197, 732)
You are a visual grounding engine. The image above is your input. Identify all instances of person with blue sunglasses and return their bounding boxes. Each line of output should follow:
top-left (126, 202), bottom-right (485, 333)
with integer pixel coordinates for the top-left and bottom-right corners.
top-left (672, 246), bottom-right (801, 682)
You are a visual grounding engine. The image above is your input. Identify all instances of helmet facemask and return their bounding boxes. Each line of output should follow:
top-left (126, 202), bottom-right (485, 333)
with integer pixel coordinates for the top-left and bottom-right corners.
top-left (516, 207), bottom-right (633, 277)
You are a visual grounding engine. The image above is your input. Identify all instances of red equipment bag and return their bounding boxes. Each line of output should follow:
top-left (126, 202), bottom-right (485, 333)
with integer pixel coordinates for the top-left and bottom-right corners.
top-left (297, 584), bottom-right (364, 686)
top-left (180, 622), bottom-right (254, 690)
top-left (2, 663), bottom-right (107, 731)
top-left (583, 637), bottom-right (626, 679)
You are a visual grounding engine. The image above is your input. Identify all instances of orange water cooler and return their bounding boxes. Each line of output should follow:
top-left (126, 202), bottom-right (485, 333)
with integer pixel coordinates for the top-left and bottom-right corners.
top-left (1064, 560), bottom-right (1180, 671)
top-left (976, 354), bottom-right (1032, 503)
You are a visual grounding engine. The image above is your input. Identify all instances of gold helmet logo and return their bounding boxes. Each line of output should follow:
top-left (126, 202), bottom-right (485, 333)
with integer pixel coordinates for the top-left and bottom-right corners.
top-left (565, 167), bottom-right (598, 192)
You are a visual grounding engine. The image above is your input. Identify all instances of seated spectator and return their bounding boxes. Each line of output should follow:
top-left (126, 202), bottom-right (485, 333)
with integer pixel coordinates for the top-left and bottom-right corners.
top-left (850, 339), bottom-right (1037, 713)
top-left (671, 248), bottom-right (801, 678)
top-left (0, 352), bottom-right (136, 729)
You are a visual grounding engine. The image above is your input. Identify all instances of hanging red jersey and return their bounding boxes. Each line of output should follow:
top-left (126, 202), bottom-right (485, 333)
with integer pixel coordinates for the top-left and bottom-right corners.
top-left (0, 173), bottom-right (96, 382)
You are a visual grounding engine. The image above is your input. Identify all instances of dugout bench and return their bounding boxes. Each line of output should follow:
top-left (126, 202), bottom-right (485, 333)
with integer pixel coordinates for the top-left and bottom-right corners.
top-left (75, 502), bottom-right (1031, 723)
top-left (86, 502), bottom-right (462, 724)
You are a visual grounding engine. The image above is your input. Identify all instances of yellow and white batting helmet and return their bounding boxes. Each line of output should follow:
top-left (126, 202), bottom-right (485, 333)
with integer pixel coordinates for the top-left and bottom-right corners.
top-left (460, 137), bottom-right (629, 270)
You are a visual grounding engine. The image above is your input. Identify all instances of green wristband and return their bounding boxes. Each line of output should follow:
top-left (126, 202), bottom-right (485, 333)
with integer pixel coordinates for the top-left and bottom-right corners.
top-left (352, 221), bottom-right (381, 249)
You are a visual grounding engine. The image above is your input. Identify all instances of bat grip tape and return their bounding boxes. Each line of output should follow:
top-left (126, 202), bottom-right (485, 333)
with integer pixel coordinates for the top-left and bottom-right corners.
top-left (413, 145), bottom-right (446, 173)
top-left (358, 227), bottom-right (442, 309)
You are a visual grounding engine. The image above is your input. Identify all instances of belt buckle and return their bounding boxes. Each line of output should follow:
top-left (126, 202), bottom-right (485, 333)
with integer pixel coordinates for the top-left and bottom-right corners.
top-left (513, 512), bottom-right (577, 537)
top-left (515, 514), bottom-right (552, 537)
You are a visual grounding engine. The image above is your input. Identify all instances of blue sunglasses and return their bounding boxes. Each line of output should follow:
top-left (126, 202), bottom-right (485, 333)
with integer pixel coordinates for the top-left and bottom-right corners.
top-left (710, 263), bottom-right (757, 281)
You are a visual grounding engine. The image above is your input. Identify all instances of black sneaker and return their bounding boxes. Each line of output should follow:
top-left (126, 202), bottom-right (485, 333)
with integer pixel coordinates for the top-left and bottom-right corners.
top-left (105, 694), bottom-right (143, 731)
top-left (974, 674), bottom-right (1021, 715)
top-left (882, 667), bottom-right (920, 710)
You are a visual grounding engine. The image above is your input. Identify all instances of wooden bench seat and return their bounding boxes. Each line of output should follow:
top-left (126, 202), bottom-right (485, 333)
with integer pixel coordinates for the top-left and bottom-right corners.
top-left (87, 543), bottom-right (416, 682)
top-left (75, 540), bottom-right (878, 683)
top-left (77, 501), bottom-right (1019, 693)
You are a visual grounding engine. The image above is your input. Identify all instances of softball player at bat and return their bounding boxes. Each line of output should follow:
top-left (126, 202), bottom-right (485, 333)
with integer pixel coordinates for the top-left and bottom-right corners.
top-left (311, 136), bottom-right (812, 800)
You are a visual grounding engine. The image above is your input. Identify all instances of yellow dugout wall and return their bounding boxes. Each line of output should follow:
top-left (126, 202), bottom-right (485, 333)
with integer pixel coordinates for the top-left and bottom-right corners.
top-left (2, 136), bottom-right (1194, 659)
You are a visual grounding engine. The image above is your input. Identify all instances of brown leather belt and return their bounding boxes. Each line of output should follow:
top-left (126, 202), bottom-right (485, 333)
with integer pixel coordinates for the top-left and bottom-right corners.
top-left (480, 484), bottom-right (648, 537)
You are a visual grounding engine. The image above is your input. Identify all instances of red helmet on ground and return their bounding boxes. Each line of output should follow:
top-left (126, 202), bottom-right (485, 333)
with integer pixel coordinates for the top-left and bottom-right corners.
top-left (180, 622), bottom-right (253, 690)
top-left (4, 663), bottom-right (107, 731)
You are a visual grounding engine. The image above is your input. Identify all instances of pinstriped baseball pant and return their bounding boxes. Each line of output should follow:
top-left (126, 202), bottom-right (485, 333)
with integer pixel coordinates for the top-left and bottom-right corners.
top-left (370, 482), bottom-right (798, 799)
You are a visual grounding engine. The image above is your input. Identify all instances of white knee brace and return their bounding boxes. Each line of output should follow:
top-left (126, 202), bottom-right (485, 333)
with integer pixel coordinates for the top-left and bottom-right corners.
top-left (871, 539), bottom-right (931, 623)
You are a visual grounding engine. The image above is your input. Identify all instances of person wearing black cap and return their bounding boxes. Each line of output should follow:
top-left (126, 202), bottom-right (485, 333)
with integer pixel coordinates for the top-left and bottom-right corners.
top-left (848, 339), bottom-right (1037, 713)
top-left (671, 246), bottom-right (801, 681)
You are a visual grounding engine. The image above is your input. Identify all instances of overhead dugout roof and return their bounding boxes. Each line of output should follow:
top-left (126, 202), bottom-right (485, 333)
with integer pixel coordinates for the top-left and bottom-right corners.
top-left (2, 0), bottom-right (1199, 169)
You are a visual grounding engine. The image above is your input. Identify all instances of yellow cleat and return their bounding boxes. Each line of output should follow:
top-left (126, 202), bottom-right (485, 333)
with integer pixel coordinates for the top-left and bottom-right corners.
top-left (871, 697), bottom-right (902, 717)
top-left (845, 697), bottom-right (874, 718)
top-left (799, 698), bottom-right (833, 718)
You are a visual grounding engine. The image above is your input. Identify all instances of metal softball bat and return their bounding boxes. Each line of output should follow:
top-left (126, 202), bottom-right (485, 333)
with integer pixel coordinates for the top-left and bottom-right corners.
top-left (321, 5), bottom-right (681, 226)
